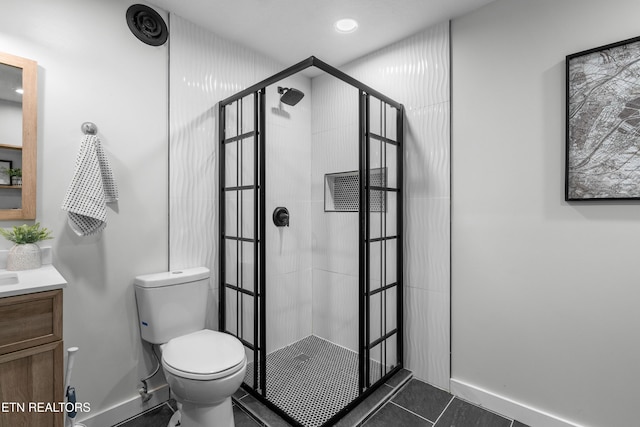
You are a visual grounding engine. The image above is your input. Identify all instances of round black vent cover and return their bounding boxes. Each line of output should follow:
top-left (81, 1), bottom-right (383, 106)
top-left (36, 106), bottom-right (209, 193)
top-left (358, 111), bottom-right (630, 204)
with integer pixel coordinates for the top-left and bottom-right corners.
top-left (126, 4), bottom-right (168, 46)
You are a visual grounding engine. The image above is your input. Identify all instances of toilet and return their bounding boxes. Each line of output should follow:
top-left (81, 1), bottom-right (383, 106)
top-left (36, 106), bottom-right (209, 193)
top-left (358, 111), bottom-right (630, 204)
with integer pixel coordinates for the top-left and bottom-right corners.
top-left (134, 267), bottom-right (247, 427)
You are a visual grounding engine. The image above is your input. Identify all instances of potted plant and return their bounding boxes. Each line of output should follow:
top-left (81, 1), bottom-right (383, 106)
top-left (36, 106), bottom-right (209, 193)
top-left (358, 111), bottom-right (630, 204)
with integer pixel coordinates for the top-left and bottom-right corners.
top-left (0, 223), bottom-right (53, 270)
top-left (8, 168), bottom-right (22, 186)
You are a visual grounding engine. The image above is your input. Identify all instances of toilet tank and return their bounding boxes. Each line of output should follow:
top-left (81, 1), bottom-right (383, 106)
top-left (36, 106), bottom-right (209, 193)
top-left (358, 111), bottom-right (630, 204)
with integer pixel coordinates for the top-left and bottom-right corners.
top-left (134, 267), bottom-right (210, 344)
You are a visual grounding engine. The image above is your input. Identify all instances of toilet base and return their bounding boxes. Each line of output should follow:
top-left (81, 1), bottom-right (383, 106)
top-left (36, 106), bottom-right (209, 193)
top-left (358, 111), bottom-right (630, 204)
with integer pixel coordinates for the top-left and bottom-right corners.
top-left (179, 397), bottom-right (235, 427)
top-left (167, 410), bottom-right (180, 427)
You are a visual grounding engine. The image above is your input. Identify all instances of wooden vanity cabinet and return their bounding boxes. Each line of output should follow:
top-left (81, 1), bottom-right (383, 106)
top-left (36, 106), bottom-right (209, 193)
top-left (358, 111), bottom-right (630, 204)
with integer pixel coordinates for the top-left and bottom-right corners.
top-left (0, 289), bottom-right (63, 427)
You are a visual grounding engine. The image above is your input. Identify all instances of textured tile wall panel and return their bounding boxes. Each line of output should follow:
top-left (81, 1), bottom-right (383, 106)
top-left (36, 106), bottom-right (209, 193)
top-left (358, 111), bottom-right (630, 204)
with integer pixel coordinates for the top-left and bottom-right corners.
top-left (266, 269), bottom-right (313, 353)
top-left (343, 23), bottom-right (450, 108)
top-left (405, 197), bottom-right (450, 294)
top-left (264, 74), bottom-right (313, 352)
top-left (311, 75), bottom-right (359, 134)
top-left (312, 269), bottom-right (359, 352)
top-left (405, 286), bottom-right (450, 389)
top-left (310, 21), bottom-right (451, 387)
top-left (169, 13), bottom-right (282, 273)
top-left (264, 73), bottom-right (313, 287)
top-left (404, 103), bottom-right (450, 199)
top-left (310, 200), bottom-right (359, 276)
top-left (266, 121), bottom-right (311, 203)
top-left (310, 126), bottom-right (359, 202)
top-left (169, 15), bottom-right (312, 350)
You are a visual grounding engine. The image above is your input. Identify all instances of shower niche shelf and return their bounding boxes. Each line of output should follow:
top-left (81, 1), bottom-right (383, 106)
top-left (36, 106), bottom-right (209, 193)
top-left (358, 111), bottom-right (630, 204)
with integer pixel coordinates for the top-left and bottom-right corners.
top-left (324, 168), bottom-right (387, 212)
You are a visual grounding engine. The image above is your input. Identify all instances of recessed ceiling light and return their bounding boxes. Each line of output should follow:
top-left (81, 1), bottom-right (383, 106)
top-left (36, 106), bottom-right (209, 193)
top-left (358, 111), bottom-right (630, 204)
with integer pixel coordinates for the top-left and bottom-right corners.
top-left (334, 18), bottom-right (358, 34)
top-left (15, 88), bottom-right (23, 95)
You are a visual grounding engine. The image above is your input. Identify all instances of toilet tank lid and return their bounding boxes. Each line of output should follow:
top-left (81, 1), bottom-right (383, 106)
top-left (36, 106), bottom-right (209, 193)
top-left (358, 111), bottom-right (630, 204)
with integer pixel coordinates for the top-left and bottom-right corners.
top-left (134, 267), bottom-right (210, 288)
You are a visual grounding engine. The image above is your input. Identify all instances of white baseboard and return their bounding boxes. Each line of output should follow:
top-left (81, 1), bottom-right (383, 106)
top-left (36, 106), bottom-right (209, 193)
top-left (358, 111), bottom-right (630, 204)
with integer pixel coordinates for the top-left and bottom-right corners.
top-left (77, 384), bottom-right (170, 427)
top-left (450, 378), bottom-right (587, 427)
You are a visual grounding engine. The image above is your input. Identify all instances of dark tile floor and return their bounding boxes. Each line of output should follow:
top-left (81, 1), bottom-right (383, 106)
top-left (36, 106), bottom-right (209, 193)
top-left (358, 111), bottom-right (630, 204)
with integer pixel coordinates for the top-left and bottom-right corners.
top-left (113, 400), bottom-right (260, 427)
top-left (114, 375), bottom-right (530, 427)
top-left (363, 379), bottom-right (529, 427)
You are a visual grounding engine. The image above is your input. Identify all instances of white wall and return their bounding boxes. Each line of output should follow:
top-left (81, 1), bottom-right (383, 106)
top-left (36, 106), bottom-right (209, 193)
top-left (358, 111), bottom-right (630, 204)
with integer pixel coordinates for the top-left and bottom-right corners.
top-left (0, 0), bottom-right (168, 425)
top-left (451, 1), bottom-right (640, 426)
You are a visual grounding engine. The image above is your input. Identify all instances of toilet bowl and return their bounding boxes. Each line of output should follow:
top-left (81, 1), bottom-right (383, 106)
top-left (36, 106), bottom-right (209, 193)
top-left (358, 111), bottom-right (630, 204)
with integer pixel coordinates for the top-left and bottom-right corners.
top-left (162, 330), bottom-right (247, 427)
top-left (134, 268), bottom-right (247, 427)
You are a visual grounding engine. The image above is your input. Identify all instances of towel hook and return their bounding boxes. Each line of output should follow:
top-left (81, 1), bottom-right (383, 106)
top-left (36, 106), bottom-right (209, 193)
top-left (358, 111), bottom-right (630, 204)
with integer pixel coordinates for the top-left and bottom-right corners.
top-left (81, 122), bottom-right (98, 135)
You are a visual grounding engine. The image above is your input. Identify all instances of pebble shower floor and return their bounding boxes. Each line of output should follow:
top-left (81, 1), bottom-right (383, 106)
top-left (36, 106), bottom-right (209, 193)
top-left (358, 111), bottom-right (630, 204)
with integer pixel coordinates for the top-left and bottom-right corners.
top-left (244, 335), bottom-right (387, 427)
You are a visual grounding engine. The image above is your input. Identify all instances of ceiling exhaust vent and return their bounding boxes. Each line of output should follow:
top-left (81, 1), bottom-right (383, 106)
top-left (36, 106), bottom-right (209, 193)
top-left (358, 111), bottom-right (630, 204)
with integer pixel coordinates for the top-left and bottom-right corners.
top-left (126, 4), bottom-right (168, 46)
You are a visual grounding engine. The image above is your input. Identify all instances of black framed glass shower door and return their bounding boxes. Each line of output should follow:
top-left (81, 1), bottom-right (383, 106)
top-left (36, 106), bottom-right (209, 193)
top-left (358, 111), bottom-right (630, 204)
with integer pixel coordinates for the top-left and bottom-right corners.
top-left (219, 89), bottom-right (266, 395)
top-left (219, 56), bottom-right (404, 427)
top-left (360, 92), bottom-right (403, 391)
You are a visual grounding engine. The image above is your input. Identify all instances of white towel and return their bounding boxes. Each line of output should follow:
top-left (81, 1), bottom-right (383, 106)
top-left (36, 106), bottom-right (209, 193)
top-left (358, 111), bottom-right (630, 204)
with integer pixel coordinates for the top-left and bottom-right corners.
top-left (61, 134), bottom-right (118, 236)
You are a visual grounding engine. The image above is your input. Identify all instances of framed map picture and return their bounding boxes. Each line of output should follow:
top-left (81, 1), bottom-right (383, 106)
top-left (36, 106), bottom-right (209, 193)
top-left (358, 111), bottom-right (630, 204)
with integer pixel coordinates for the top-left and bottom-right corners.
top-left (566, 36), bottom-right (640, 200)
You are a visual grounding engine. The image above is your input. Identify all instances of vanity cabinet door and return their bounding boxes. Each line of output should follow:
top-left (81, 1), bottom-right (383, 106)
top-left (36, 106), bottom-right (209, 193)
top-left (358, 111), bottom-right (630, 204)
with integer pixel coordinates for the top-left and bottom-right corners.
top-left (0, 289), bottom-right (62, 355)
top-left (0, 340), bottom-right (64, 427)
top-left (0, 290), bottom-right (64, 427)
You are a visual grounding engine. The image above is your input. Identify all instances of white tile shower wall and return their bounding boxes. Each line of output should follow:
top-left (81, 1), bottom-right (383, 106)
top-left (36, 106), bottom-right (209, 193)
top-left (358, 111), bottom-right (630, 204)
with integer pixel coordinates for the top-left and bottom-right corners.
top-left (309, 72), bottom-right (360, 353)
top-left (310, 22), bottom-right (451, 388)
top-left (169, 15), bottom-right (313, 351)
top-left (170, 13), bottom-right (274, 332)
top-left (311, 269), bottom-right (359, 350)
top-left (264, 76), bottom-right (313, 352)
top-left (267, 269), bottom-right (313, 352)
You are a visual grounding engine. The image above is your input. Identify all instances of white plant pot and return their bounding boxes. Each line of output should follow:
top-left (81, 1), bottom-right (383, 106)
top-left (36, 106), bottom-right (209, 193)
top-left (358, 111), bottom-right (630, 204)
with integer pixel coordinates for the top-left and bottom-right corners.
top-left (7, 243), bottom-right (42, 271)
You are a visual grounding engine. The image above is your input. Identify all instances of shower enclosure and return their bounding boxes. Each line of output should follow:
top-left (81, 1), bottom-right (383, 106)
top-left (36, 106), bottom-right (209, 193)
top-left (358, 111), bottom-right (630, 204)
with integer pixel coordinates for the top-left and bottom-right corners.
top-left (219, 57), bottom-right (403, 427)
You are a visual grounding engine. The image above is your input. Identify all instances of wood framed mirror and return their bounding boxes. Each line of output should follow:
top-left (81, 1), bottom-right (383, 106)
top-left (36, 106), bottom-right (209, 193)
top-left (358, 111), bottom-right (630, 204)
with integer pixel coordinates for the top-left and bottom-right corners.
top-left (0, 51), bottom-right (37, 220)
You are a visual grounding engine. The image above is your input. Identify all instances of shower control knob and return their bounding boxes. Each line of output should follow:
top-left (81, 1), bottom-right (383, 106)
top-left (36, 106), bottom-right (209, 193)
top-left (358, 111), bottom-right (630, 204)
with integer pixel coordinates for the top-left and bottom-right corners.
top-left (273, 207), bottom-right (290, 227)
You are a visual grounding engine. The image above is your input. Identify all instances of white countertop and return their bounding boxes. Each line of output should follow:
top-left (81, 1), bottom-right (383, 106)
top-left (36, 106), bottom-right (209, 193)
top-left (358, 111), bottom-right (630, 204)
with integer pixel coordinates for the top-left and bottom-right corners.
top-left (0, 263), bottom-right (67, 298)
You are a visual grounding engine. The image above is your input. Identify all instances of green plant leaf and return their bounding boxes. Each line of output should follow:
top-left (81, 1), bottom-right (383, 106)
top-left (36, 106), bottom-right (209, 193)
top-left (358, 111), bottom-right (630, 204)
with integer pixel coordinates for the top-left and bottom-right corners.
top-left (0, 222), bottom-right (53, 244)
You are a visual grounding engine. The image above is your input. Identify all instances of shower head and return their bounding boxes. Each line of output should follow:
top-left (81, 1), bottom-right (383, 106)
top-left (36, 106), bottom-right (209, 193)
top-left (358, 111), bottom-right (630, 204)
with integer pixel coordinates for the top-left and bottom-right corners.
top-left (278, 86), bottom-right (305, 106)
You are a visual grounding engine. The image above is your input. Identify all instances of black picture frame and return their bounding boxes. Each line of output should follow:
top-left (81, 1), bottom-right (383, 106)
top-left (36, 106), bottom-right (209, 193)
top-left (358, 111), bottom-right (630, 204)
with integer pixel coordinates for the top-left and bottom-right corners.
top-left (566, 35), bottom-right (640, 200)
top-left (0, 160), bottom-right (12, 185)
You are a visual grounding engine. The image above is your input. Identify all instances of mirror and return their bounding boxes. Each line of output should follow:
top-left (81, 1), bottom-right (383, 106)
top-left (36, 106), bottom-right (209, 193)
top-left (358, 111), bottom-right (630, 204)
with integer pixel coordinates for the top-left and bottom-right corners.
top-left (0, 51), bottom-right (36, 220)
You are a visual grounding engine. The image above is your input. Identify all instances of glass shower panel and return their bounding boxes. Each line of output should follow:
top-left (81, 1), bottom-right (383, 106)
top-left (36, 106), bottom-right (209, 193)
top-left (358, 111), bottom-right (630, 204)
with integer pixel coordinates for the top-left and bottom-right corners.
top-left (369, 191), bottom-right (397, 240)
top-left (220, 58), bottom-right (403, 427)
top-left (220, 92), bottom-right (263, 395)
top-left (224, 142), bottom-right (237, 187)
top-left (224, 191), bottom-right (255, 240)
top-left (241, 138), bottom-right (255, 186)
top-left (364, 94), bottom-right (402, 391)
top-left (261, 74), bottom-right (364, 427)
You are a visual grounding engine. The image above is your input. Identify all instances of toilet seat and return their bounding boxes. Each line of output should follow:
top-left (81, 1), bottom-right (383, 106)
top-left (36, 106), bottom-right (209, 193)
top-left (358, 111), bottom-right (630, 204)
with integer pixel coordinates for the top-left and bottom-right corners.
top-left (162, 329), bottom-right (246, 381)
